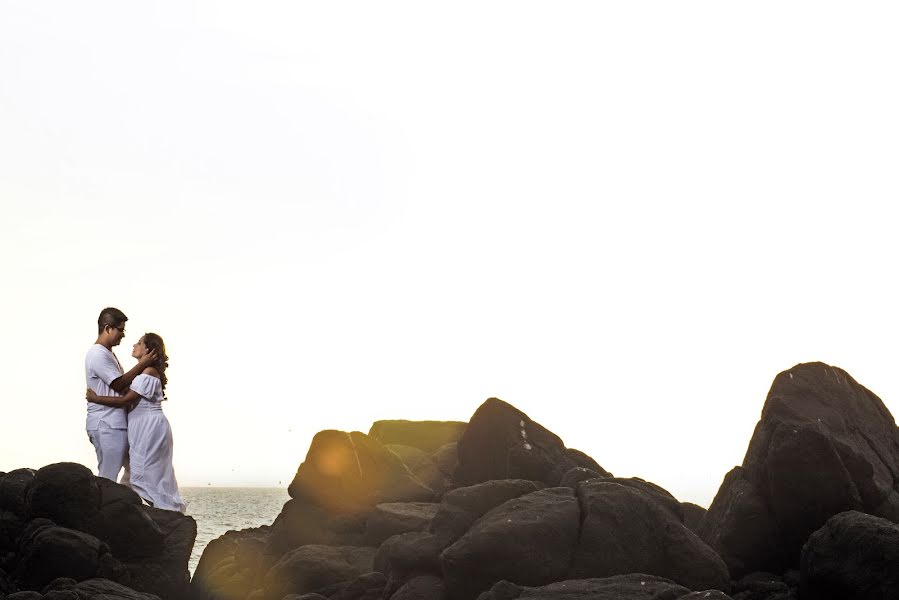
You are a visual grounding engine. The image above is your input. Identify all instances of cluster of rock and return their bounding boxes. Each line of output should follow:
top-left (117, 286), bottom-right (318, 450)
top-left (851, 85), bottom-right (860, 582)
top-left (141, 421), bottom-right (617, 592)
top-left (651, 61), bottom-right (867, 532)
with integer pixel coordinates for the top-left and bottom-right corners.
top-left (0, 463), bottom-right (196, 600)
top-left (3, 361), bottom-right (898, 600)
top-left (192, 362), bottom-right (899, 600)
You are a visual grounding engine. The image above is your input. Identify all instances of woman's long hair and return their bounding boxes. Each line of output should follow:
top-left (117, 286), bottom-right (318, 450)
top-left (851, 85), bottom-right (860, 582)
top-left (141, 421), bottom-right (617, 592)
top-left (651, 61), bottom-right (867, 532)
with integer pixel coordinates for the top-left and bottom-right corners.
top-left (143, 332), bottom-right (169, 397)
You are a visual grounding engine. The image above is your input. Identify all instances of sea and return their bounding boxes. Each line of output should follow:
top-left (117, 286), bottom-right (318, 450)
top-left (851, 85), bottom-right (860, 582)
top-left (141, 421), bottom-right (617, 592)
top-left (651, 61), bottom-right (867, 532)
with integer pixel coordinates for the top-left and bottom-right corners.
top-left (181, 487), bottom-right (290, 576)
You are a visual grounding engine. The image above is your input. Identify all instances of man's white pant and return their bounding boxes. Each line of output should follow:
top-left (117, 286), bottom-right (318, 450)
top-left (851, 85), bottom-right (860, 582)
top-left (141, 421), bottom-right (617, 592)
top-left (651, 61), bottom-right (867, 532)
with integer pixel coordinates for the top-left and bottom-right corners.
top-left (87, 421), bottom-right (129, 483)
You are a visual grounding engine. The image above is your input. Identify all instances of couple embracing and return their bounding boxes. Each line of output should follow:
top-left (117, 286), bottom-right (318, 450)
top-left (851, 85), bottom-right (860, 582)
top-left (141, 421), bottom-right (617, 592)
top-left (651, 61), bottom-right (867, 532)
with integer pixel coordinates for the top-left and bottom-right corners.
top-left (84, 307), bottom-right (186, 513)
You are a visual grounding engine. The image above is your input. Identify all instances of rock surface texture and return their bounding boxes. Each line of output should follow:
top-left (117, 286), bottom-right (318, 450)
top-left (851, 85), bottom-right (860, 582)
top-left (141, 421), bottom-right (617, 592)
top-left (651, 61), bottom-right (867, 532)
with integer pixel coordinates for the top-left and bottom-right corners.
top-left (0, 462), bottom-right (196, 600)
top-left (8, 361), bottom-right (897, 600)
top-left (699, 362), bottom-right (899, 578)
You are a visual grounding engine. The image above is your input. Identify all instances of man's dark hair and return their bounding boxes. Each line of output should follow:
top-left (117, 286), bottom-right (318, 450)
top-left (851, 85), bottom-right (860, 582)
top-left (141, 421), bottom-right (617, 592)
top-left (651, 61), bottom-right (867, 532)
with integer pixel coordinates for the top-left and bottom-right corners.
top-left (98, 307), bottom-right (128, 334)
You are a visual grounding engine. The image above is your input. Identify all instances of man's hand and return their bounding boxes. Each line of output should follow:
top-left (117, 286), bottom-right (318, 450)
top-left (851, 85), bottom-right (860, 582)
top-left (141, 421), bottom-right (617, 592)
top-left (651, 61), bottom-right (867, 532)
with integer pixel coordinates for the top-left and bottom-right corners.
top-left (86, 388), bottom-right (99, 402)
top-left (138, 350), bottom-right (158, 368)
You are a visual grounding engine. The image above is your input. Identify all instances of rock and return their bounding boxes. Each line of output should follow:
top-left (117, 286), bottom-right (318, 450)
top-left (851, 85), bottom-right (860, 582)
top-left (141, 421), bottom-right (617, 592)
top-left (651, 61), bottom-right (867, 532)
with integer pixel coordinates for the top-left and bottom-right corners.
top-left (73, 577), bottom-right (161, 600)
top-left (0, 469), bottom-right (35, 518)
top-left (680, 592), bottom-right (733, 599)
top-left (682, 503), bottom-right (706, 535)
top-left (192, 527), bottom-right (274, 600)
top-left (287, 430), bottom-right (433, 515)
top-left (95, 478), bottom-right (143, 507)
top-left (430, 444), bottom-right (459, 480)
top-left (593, 477), bottom-right (684, 522)
top-left (453, 398), bottom-right (606, 487)
top-left (368, 421), bottom-right (467, 453)
top-left (262, 545), bottom-right (376, 600)
top-left (1, 509), bottom-right (25, 552)
top-left (7, 591), bottom-right (43, 600)
top-left (267, 499), bottom-right (331, 553)
top-left (44, 591), bottom-right (81, 600)
top-left (441, 487), bottom-right (580, 600)
top-left (391, 575), bottom-right (446, 600)
top-left (430, 479), bottom-right (543, 544)
top-left (328, 572), bottom-right (386, 600)
top-left (476, 574), bottom-right (691, 600)
top-left (120, 506), bottom-right (196, 600)
top-left (27, 463), bottom-right (100, 530)
top-left (14, 522), bottom-right (109, 590)
top-left (702, 362), bottom-right (899, 576)
top-left (698, 468), bottom-right (780, 578)
top-left (42, 577), bottom-right (78, 592)
top-left (373, 532), bottom-right (444, 594)
top-left (571, 481), bottom-right (730, 593)
top-left (800, 510), bottom-right (899, 599)
top-left (86, 502), bottom-right (164, 558)
top-left (564, 449), bottom-right (611, 477)
top-left (386, 446), bottom-right (448, 497)
top-left (558, 468), bottom-right (601, 489)
top-left (364, 502), bottom-right (438, 546)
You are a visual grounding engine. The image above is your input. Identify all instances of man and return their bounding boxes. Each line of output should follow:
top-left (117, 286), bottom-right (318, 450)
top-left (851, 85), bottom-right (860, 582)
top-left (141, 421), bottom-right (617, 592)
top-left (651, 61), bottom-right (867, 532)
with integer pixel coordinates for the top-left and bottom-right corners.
top-left (85, 307), bottom-right (155, 481)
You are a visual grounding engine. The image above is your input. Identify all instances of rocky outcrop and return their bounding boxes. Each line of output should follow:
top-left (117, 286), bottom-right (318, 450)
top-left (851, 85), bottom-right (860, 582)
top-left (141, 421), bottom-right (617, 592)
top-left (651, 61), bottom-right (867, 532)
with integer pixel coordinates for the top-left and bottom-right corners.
top-left (700, 362), bottom-right (899, 577)
top-left (453, 398), bottom-right (607, 488)
top-left (0, 463), bottom-right (195, 600)
top-left (193, 364), bottom-right (898, 600)
top-left (800, 510), bottom-right (899, 599)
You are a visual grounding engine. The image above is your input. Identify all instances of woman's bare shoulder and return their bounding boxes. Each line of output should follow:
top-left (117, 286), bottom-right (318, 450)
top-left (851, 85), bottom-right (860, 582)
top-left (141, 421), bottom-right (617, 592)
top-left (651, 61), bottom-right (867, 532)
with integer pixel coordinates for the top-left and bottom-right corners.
top-left (143, 367), bottom-right (161, 378)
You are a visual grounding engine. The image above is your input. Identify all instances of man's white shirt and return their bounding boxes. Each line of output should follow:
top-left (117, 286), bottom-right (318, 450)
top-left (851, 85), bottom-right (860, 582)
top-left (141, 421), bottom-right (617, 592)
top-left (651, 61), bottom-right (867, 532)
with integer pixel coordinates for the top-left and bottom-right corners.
top-left (85, 344), bottom-right (127, 430)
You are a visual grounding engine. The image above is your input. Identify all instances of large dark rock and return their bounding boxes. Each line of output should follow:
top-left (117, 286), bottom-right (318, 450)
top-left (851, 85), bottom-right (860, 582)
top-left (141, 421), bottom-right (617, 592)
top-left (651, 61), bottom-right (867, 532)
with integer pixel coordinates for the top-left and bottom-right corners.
top-left (363, 502), bottom-right (438, 546)
top-left (572, 481), bottom-right (729, 593)
top-left (73, 577), bottom-right (161, 600)
top-left (27, 463), bottom-right (100, 530)
top-left (262, 545), bottom-right (376, 600)
top-left (192, 526), bottom-right (273, 600)
top-left (374, 531), bottom-right (444, 595)
top-left (800, 510), bottom-right (899, 599)
top-left (682, 502), bottom-right (706, 535)
top-left (14, 522), bottom-right (111, 590)
top-left (121, 506), bottom-right (196, 600)
top-left (385, 446), bottom-right (448, 497)
top-left (287, 430), bottom-right (433, 515)
top-left (429, 479), bottom-right (543, 544)
top-left (328, 571), bottom-right (386, 600)
top-left (453, 398), bottom-right (605, 488)
top-left (86, 502), bottom-right (164, 559)
top-left (441, 487), bottom-right (580, 600)
top-left (701, 362), bottom-right (899, 577)
top-left (391, 575), bottom-right (446, 600)
top-left (0, 469), bottom-right (35, 519)
top-left (476, 574), bottom-right (692, 600)
top-left (368, 421), bottom-right (467, 453)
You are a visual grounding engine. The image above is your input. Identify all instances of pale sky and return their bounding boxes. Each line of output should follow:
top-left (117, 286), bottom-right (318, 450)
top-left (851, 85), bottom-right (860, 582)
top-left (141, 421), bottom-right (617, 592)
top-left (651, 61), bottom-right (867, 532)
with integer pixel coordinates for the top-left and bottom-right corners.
top-left (2, 1), bottom-right (897, 507)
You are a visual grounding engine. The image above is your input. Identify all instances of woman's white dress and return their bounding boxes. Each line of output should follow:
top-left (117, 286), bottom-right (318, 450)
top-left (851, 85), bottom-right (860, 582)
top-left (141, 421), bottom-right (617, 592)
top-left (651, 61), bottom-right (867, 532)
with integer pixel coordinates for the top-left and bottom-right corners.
top-left (128, 374), bottom-right (186, 512)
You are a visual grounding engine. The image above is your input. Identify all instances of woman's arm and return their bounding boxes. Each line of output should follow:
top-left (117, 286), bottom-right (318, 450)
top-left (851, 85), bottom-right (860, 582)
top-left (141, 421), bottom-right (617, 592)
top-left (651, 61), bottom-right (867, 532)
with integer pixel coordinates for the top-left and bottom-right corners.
top-left (86, 388), bottom-right (141, 408)
top-left (110, 352), bottom-right (157, 393)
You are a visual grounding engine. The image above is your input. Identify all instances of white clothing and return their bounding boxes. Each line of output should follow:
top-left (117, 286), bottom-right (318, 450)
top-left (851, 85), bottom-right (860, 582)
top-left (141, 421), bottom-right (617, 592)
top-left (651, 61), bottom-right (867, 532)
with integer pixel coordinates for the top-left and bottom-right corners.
top-left (86, 422), bottom-right (128, 480)
top-left (85, 344), bottom-right (129, 482)
top-left (85, 344), bottom-right (127, 430)
top-left (128, 374), bottom-right (186, 513)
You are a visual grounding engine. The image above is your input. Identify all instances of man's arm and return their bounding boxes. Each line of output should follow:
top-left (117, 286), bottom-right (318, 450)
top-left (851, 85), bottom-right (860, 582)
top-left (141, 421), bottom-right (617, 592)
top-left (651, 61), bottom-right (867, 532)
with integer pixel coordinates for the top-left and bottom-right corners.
top-left (87, 388), bottom-right (141, 408)
top-left (110, 351), bottom-right (157, 393)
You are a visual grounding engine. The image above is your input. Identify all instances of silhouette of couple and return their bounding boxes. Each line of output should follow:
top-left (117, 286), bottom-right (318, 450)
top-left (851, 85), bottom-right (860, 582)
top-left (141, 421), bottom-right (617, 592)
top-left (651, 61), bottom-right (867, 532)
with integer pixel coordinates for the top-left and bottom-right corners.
top-left (84, 307), bottom-right (186, 513)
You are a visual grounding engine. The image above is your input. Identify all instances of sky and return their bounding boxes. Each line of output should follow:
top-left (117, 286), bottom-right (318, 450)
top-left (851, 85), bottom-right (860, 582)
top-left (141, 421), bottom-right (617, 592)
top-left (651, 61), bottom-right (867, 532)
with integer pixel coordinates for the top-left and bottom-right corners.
top-left (1, 1), bottom-right (897, 507)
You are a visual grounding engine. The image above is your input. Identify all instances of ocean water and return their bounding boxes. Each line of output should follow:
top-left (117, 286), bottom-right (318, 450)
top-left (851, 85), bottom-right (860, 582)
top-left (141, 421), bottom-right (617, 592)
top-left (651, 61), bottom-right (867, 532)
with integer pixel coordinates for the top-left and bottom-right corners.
top-left (181, 487), bottom-right (290, 576)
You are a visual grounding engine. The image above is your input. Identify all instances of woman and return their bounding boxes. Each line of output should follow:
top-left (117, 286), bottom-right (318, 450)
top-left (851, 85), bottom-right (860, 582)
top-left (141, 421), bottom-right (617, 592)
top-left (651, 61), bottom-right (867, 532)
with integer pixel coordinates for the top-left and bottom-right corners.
top-left (87, 333), bottom-right (186, 513)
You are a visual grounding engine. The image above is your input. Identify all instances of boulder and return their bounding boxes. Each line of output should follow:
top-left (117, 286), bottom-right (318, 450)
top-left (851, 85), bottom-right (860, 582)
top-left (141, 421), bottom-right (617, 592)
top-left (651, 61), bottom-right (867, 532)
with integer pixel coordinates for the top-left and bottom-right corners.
top-left (120, 505), bottom-right (196, 600)
top-left (1, 509), bottom-right (26, 552)
top-left (800, 510), bottom-right (899, 599)
top-left (287, 430), bottom-right (433, 515)
top-left (429, 479), bottom-right (543, 544)
top-left (572, 481), bottom-right (730, 592)
top-left (73, 577), bottom-right (161, 600)
top-left (453, 398), bottom-right (606, 487)
top-left (328, 572), bottom-right (386, 600)
top-left (476, 574), bottom-right (691, 600)
top-left (373, 532), bottom-right (444, 594)
top-left (701, 362), bottom-right (899, 576)
top-left (430, 443), bottom-right (459, 480)
top-left (26, 463), bottom-right (100, 530)
top-left (368, 421), bottom-right (467, 453)
top-left (441, 487), bottom-right (580, 600)
top-left (192, 526), bottom-right (273, 600)
top-left (262, 545), bottom-right (376, 600)
top-left (385, 446), bottom-right (447, 496)
top-left (364, 502), bottom-right (438, 546)
top-left (0, 469), bottom-right (35, 518)
top-left (86, 502), bottom-right (164, 558)
top-left (391, 575), bottom-right (446, 600)
top-left (14, 522), bottom-right (110, 590)
top-left (682, 502), bottom-right (706, 535)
